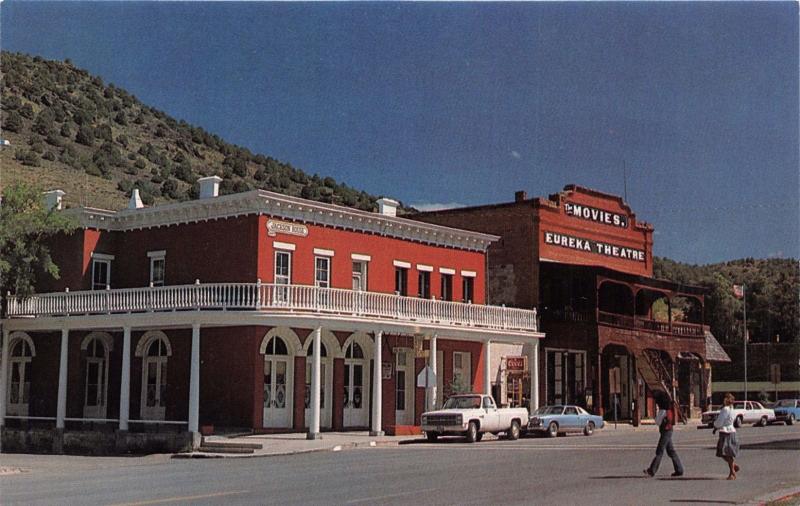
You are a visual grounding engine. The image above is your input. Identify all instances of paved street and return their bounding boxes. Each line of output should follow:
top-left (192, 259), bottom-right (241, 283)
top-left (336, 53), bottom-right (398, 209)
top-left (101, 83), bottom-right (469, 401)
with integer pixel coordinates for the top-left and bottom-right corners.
top-left (1, 424), bottom-right (798, 505)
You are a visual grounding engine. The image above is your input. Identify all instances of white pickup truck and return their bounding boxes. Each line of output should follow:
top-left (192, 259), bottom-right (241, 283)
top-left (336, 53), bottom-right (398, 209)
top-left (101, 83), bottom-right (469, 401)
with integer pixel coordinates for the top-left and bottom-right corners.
top-left (420, 394), bottom-right (529, 443)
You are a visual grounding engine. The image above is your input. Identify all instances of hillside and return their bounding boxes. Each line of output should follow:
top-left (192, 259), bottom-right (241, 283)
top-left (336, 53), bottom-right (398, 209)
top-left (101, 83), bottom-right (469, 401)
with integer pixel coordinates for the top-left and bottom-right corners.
top-left (0, 51), bottom-right (392, 212)
top-left (654, 257), bottom-right (799, 344)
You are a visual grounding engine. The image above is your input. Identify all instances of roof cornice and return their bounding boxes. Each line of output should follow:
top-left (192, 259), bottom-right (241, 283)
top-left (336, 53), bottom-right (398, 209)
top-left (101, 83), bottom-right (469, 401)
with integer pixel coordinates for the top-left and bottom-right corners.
top-left (65, 190), bottom-right (498, 252)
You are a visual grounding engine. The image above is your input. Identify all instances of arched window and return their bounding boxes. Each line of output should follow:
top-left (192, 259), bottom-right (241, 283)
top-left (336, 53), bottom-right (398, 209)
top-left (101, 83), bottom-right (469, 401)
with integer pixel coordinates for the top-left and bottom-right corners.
top-left (265, 336), bottom-right (288, 356)
top-left (8, 336), bottom-right (34, 416)
top-left (346, 342), bottom-right (363, 359)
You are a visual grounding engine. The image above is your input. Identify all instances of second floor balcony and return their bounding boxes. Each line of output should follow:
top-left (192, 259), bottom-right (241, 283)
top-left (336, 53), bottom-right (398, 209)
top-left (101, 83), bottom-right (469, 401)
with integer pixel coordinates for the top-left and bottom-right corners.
top-left (6, 282), bottom-right (539, 334)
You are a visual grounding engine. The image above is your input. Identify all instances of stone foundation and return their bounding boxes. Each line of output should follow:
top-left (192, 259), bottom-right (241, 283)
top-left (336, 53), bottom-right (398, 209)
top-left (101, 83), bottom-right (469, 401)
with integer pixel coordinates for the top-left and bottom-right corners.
top-left (1, 427), bottom-right (199, 455)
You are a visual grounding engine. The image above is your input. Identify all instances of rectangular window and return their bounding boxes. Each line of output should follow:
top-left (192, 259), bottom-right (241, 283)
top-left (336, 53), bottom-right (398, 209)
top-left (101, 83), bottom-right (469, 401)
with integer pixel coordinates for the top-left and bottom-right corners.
top-left (315, 257), bottom-right (330, 288)
top-left (395, 267), bottom-right (408, 296)
top-left (546, 349), bottom-right (587, 407)
top-left (418, 271), bottom-right (431, 298)
top-left (92, 258), bottom-right (111, 290)
top-left (275, 251), bottom-right (292, 302)
top-left (352, 261), bottom-right (367, 291)
top-left (452, 351), bottom-right (472, 391)
top-left (462, 277), bottom-right (474, 303)
top-left (440, 273), bottom-right (453, 301)
top-left (148, 251), bottom-right (166, 287)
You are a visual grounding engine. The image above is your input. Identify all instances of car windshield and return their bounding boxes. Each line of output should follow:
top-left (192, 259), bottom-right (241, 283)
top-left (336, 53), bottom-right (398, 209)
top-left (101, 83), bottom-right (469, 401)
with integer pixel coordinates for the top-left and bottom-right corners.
top-left (775, 400), bottom-right (795, 408)
top-left (442, 396), bottom-right (482, 409)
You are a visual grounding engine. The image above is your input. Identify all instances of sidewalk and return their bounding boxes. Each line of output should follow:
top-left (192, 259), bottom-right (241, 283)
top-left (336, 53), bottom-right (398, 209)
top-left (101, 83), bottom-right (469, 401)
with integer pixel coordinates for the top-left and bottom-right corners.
top-left (174, 432), bottom-right (419, 459)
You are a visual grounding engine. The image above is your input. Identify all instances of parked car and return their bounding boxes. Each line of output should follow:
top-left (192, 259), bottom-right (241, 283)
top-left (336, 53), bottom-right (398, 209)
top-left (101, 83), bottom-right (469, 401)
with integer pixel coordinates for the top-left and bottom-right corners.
top-left (771, 399), bottom-right (800, 425)
top-left (700, 400), bottom-right (775, 428)
top-left (527, 404), bottom-right (604, 437)
top-left (421, 394), bottom-right (529, 443)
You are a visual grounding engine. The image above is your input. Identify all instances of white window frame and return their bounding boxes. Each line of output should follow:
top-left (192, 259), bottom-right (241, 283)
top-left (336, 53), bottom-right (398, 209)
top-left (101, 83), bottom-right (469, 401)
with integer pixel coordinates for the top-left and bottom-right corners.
top-left (275, 251), bottom-right (292, 285)
top-left (315, 256), bottom-right (331, 289)
top-left (136, 332), bottom-right (172, 421)
top-left (352, 260), bottom-right (368, 291)
top-left (91, 253), bottom-right (114, 291)
top-left (147, 250), bottom-right (166, 287)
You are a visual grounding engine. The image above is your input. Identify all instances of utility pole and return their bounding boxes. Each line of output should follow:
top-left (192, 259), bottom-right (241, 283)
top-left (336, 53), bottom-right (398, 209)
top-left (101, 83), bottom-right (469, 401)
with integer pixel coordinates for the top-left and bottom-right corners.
top-left (743, 284), bottom-right (748, 401)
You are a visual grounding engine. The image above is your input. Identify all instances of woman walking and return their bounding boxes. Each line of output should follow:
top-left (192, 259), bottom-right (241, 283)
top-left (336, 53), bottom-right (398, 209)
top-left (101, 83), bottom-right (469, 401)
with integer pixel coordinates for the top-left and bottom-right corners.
top-left (714, 393), bottom-right (740, 480)
top-left (644, 392), bottom-right (684, 477)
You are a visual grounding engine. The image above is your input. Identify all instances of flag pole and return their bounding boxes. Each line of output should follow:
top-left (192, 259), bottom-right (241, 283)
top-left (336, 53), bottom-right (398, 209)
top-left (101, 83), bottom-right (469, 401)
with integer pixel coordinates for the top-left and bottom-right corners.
top-left (743, 284), bottom-right (748, 401)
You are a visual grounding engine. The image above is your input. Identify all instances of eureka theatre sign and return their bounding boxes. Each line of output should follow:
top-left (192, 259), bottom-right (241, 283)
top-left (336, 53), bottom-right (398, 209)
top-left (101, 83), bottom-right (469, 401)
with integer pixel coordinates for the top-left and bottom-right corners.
top-left (543, 231), bottom-right (645, 262)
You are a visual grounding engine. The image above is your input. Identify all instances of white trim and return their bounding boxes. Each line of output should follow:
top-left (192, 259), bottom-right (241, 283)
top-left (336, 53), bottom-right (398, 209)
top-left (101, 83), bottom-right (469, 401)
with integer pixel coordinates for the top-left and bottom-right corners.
top-left (273, 241), bottom-right (296, 252)
top-left (351, 254), bottom-right (372, 262)
top-left (146, 250), bottom-right (166, 258)
top-left (416, 264), bottom-right (433, 272)
top-left (439, 267), bottom-right (456, 275)
top-left (8, 332), bottom-right (36, 357)
top-left (135, 330), bottom-right (172, 357)
top-left (65, 190), bottom-right (499, 253)
top-left (393, 260), bottom-right (411, 269)
top-left (460, 270), bottom-right (477, 278)
top-left (259, 327), bottom-right (303, 357)
top-left (313, 248), bottom-right (335, 257)
top-left (80, 331), bottom-right (114, 351)
top-left (91, 252), bottom-right (115, 261)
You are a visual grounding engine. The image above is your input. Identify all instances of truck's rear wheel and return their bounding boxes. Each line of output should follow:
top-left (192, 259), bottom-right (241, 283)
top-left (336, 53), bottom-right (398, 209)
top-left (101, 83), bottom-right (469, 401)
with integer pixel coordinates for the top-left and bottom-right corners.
top-left (734, 416), bottom-right (742, 428)
top-left (465, 422), bottom-right (479, 443)
top-left (507, 420), bottom-right (521, 440)
top-left (426, 432), bottom-right (439, 442)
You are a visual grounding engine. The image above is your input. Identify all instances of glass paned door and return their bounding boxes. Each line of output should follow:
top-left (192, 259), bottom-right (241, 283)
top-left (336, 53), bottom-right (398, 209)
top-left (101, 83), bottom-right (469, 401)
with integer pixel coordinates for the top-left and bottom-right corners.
top-left (343, 360), bottom-right (369, 427)
top-left (395, 348), bottom-right (414, 425)
top-left (8, 340), bottom-right (32, 416)
top-left (263, 357), bottom-right (291, 427)
top-left (305, 362), bottom-right (331, 428)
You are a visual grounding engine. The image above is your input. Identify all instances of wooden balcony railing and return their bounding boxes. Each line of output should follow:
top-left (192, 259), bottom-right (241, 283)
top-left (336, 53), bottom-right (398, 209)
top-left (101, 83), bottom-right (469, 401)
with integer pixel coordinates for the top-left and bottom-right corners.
top-left (597, 310), bottom-right (705, 338)
top-left (6, 282), bottom-right (539, 333)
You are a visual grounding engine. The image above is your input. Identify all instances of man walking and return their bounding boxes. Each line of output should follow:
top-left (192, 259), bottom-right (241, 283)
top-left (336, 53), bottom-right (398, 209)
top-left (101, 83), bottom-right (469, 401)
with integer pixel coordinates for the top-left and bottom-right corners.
top-left (644, 391), bottom-right (684, 477)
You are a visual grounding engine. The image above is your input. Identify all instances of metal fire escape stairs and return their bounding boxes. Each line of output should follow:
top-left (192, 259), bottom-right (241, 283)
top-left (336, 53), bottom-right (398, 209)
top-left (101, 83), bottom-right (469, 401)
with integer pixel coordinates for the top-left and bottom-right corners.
top-left (636, 349), bottom-right (688, 424)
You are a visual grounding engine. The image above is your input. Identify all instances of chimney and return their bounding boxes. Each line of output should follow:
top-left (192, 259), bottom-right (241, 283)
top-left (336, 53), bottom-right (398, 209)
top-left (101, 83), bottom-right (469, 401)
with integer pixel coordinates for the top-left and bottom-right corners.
top-left (376, 197), bottom-right (399, 217)
top-left (198, 175), bottom-right (223, 199)
top-left (128, 188), bottom-right (144, 209)
top-left (43, 189), bottom-right (65, 211)
top-left (514, 190), bottom-right (528, 203)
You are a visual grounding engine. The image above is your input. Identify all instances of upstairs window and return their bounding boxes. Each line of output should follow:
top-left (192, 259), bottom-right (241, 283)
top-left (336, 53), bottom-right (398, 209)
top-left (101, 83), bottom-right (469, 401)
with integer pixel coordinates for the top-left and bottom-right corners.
top-left (352, 261), bottom-right (367, 291)
top-left (395, 267), bottom-right (408, 296)
top-left (462, 276), bottom-right (474, 303)
top-left (440, 273), bottom-right (453, 301)
top-left (91, 253), bottom-right (114, 290)
top-left (315, 257), bottom-right (330, 288)
top-left (275, 251), bottom-right (292, 286)
top-left (418, 271), bottom-right (431, 298)
top-left (148, 250), bottom-right (166, 287)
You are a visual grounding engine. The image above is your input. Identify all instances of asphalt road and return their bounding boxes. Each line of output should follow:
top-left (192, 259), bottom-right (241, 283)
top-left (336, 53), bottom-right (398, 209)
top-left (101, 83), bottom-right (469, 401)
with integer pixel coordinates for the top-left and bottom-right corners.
top-left (1, 424), bottom-right (798, 506)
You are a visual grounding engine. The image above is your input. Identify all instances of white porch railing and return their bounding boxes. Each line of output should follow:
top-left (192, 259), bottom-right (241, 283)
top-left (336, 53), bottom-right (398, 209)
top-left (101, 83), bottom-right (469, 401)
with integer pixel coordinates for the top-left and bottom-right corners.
top-left (6, 282), bottom-right (538, 333)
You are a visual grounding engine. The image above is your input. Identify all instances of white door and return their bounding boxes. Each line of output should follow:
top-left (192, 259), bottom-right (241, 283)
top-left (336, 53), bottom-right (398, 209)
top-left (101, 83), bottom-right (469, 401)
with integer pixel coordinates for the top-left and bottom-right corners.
top-left (140, 338), bottom-right (168, 421)
top-left (436, 350), bottom-right (444, 408)
top-left (343, 342), bottom-right (370, 427)
top-left (305, 343), bottom-right (332, 428)
top-left (263, 335), bottom-right (293, 428)
top-left (7, 339), bottom-right (33, 417)
top-left (83, 338), bottom-right (109, 418)
top-left (395, 348), bottom-right (414, 425)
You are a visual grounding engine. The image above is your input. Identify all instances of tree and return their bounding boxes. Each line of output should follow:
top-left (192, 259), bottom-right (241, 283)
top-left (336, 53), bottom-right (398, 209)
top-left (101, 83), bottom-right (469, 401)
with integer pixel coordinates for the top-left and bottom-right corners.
top-left (3, 110), bottom-right (23, 133)
top-left (75, 124), bottom-right (94, 146)
top-left (0, 183), bottom-right (77, 316)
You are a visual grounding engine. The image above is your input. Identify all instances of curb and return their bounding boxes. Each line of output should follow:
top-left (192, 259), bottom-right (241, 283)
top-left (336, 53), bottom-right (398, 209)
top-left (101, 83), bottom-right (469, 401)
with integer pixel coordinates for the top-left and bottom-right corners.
top-left (172, 438), bottom-right (408, 459)
top-left (755, 485), bottom-right (800, 506)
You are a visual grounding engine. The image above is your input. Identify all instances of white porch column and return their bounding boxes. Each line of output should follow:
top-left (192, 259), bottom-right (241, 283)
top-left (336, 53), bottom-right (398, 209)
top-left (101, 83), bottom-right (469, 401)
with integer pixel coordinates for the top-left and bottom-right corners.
top-left (307, 327), bottom-right (321, 440)
top-left (119, 326), bottom-right (132, 431)
top-left (0, 327), bottom-right (10, 428)
top-left (428, 334), bottom-right (437, 411)
top-left (56, 328), bottom-right (69, 429)
top-left (188, 323), bottom-right (200, 433)
top-left (370, 330), bottom-right (383, 436)
top-left (484, 340), bottom-right (492, 396)
top-left (530, 339), bottom-right (539, 411)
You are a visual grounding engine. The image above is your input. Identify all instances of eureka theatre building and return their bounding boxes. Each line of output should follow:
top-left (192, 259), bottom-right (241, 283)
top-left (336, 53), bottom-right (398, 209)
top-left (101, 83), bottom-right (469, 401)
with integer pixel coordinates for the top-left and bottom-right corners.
top-left (415, 185), bottom-right (730, 422)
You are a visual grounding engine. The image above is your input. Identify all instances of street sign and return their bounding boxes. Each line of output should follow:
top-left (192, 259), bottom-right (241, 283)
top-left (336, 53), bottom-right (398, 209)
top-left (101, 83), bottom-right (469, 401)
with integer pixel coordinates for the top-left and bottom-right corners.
top-left (382, 362), bottom-right (393, 380)
top-left (609, 367), bottom-right (621, 395)
top-left (770, 364), bottom-right (780, 384)
top-left (417, 365), bottom-right (436, 388)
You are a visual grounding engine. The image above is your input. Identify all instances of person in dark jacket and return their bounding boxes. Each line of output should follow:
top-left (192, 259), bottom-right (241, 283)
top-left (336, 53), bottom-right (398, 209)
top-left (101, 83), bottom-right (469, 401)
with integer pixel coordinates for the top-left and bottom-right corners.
top-left (644, 392), bottom-right (684, 477)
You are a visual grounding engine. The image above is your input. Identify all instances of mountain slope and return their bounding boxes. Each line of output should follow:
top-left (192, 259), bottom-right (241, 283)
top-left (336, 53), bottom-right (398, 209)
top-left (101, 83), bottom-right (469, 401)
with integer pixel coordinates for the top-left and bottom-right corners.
top-left (0, 51), bottom-right (391, 212)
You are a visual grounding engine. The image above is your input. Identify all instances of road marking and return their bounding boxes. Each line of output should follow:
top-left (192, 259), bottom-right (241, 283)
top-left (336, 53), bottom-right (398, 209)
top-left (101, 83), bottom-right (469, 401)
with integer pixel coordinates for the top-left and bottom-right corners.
top-left (345, 487), bottom-right (438, 504)
top-left (108, 489), bottom-right (250, 505)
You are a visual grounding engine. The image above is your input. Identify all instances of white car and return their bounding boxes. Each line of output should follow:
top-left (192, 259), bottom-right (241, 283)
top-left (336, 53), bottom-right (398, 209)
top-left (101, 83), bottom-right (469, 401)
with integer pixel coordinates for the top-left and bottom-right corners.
top-left (421, 394), bottom-right (529, 443)
top-left (700, 400), bottom-right (776, 428)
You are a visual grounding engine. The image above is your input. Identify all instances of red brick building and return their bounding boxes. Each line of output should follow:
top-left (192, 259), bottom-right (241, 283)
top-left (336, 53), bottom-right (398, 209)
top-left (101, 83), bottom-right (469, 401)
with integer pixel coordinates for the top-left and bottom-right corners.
top-left (414, 185), bottom-right (730, 422)
top-left (0, 177), bottom-right (542, 453)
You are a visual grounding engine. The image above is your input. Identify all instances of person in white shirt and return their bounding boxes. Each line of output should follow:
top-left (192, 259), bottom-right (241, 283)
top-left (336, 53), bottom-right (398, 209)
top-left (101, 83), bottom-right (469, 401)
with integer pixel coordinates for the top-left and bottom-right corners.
top-left (713, 392), bottom-right (740, 480)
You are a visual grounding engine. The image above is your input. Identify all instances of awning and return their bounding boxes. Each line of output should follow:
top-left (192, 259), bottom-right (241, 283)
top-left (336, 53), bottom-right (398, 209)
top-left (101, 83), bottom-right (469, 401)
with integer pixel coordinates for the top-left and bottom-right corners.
top-left (704, 331), bottom-right (731, 363)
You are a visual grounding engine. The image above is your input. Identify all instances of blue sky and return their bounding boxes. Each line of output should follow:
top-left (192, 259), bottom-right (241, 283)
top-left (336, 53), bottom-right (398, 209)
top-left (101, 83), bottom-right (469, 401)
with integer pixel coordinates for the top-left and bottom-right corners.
top-left (2, 1), bottom-right (798, 264)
